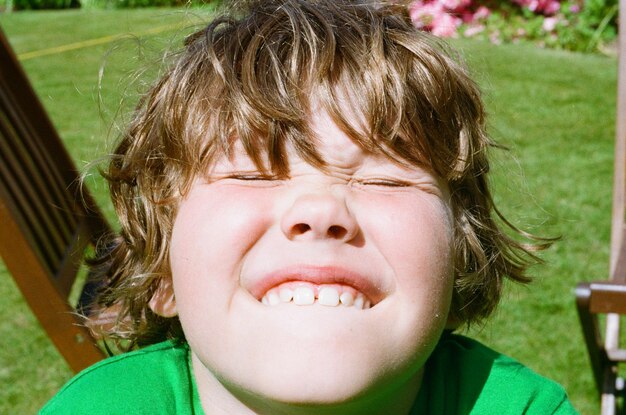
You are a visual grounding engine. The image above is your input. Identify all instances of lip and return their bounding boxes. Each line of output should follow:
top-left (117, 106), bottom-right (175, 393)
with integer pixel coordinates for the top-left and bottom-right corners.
top-left (248, 265), bottom-right (386, 305)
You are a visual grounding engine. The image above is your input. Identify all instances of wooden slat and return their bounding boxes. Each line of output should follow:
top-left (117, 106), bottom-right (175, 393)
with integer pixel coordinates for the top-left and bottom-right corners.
top-left (0, 27), bottom-right (110, 372)
top-left (0, 74), bottom-right (76, 264)
top-left (0, 35), bottom-right (96, 237)
top-left (610, 0), bottom-right (626, 276)
top-left (0, 43), bottom-right (110, 248)
top-left (0, 198), bottom-right (104, 372)
top-left (606, 348), bottom-right (626, 362)
top-left (610, 227), bottom-right (626, 283)
top-left (0, 82), bottom-right (78, 227)
top-left (0, 32), bottom-right (98, 288)
top-left (0, 126), bottom-right (66, 262)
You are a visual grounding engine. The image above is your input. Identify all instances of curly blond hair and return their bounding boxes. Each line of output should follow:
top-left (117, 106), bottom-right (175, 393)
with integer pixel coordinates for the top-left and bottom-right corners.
top-left (91, 0), bottom-right (547, 349)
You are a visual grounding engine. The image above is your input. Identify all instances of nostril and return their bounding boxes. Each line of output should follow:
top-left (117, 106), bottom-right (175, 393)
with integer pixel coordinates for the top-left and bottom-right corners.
top-left (293, 223), bottom-right (311, 234)
top-left (327, 225), bottom-right (347, 239)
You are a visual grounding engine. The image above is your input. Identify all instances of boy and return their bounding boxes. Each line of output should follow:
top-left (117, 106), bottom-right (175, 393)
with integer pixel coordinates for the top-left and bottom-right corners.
top-left (41, 0), bottom-right (578, 413)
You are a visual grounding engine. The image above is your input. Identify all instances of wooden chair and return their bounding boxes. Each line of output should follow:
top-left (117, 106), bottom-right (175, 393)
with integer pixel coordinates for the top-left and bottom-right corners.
top-left (576, 0), bottom-right (626, 413)
top-left (0, 28), bottom-right (109, 372)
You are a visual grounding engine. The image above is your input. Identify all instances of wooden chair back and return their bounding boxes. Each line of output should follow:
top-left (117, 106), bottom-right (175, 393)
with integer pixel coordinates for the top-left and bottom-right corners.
top-left (576, 0), bottom-right (626, 413)
top-left (0, 28), bottom-right (108, 372)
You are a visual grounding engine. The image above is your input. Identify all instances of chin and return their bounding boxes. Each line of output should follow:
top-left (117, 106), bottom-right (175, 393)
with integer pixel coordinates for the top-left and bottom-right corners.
top-left (231, 337), bottom-right (423, 409)
top-left (221, 354), bottom-right (425, 415)
top-left (226, 370), bottom-right (397, 414)
top-left (262, 361), bottom-right (380, 403)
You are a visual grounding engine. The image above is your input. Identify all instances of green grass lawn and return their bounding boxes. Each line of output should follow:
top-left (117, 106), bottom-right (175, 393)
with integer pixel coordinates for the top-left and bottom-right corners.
top-left (0, 7), bottom-right (618, 414)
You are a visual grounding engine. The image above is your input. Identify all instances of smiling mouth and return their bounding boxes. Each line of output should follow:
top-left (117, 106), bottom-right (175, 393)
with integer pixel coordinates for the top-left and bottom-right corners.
top-left (260, 281), bottom-right (372, 309)
top-left (250, 265), bottom-right (383, 310)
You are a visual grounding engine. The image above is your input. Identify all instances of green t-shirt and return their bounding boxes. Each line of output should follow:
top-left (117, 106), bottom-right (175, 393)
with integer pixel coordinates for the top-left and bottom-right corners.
top-left (40, 334), bottom-right (578, 414)
top-left (412, 334), bottom-right (578, 414)
top-left (41, 340), bottom-right (204, 414)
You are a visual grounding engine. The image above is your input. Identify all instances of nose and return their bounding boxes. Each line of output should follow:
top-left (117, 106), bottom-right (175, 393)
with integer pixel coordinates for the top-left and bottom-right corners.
top-left (280, 192), bottom-right (359, 242)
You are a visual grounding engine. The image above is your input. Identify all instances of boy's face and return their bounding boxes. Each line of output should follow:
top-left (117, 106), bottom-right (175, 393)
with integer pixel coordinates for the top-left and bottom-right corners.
top-left (166, 109), bottom-right (455, 412)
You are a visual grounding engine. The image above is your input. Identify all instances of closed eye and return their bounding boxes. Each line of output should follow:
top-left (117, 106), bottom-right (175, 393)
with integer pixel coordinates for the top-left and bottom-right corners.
top-left (352, 179), bottom-right (411, 187)
top-left (226, 174), bottom-right (279, 181)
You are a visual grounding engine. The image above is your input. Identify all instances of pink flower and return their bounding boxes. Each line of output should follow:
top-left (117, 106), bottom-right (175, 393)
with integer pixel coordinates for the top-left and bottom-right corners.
top-left (542, 16), bottom-right (558, 31)
top-left (440, 0), bottom-right (470, 11)
top-left (513, 0), bottom-right (561, 15)
top-left (462, 10), bottom-right (475, 23)
top-left (464, 24), bottom-right (485, 37)
top-left (409, 1), bottom-right (442, 29)
top-left (409, 1), bottom-right (461, 37)
top-left (541, 0), bottom-right (561, 15)
top-left (569, 4), bottom-right (580, 13)
top-left (460, 5), bottom-right (489, 24)
top-left (473, 6), bottom-right (491, 20)
top-left (431, 12), bottom-right (461, 37)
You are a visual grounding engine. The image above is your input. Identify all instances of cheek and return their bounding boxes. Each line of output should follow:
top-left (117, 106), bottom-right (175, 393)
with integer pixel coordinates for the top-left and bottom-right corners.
top-left (359, 193), bottom-right (454, 272)
top-left (169, 186), bottom-right (275, 310)
top-left (357, 193), bottom-right (455, 316)
top-left (171, 185), bottom-right (276, 254)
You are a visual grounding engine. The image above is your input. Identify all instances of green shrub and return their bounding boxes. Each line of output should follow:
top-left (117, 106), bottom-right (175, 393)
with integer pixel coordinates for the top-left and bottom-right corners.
top-left (11, 0), bottom-right (218, 10)
top-left (13, 0), bottom-right (79, 9)
top-left (570, 0), bottom-right (618, 51)
top-left (455, 0), bottom-right (619, 53)
top-left (410, 0), bottom-right (619, 53)
top-left (83, 0), bottom-right (217, 8)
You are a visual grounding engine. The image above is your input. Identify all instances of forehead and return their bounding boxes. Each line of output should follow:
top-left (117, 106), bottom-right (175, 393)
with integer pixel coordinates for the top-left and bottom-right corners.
top-left (308, 108), bottom-right (367, 168)
top-left (212, 107), bottom-right (429, 178)
top-left (216, 114), bottom-right (366, 170)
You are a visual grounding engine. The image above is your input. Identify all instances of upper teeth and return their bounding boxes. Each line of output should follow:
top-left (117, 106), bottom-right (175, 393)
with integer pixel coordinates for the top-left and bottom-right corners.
top-left (260, 283), bottom-right (371, 309)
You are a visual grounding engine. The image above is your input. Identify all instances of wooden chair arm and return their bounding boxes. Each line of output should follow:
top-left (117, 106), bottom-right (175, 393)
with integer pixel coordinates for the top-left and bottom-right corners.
top-left (582, 281), bottom-right (626, 315)
top-left (576, 282), bottom-right (626, 399)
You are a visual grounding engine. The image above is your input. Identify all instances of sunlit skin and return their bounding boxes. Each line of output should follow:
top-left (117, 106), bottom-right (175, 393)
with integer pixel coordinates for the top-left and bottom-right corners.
top-left (157, 109), bottom-right (456, 415)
